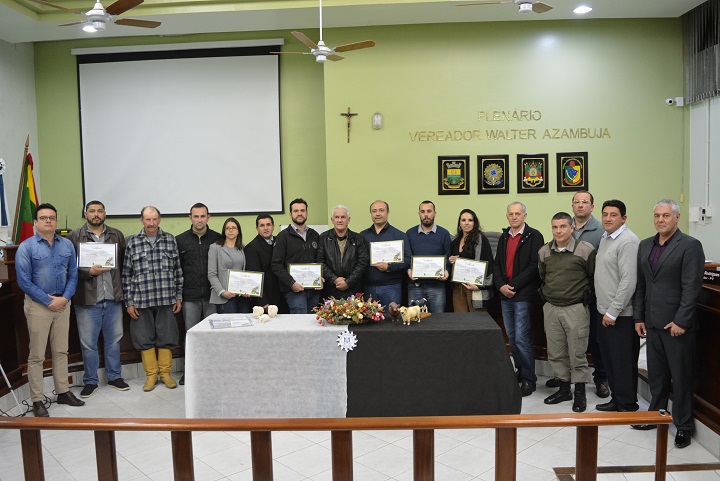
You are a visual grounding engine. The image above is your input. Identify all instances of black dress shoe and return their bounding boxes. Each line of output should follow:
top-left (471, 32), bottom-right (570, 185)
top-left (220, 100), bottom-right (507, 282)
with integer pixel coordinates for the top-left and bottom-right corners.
top-left (595, 381), bottom-right (610, 399)
top-left (631, 424), bottom-right (657, 431)
top-left (520, 381), bottom-right (536, 397)
top-left (179, 374), bottom-right (185, 386)
top-left (32, 401), bottom-right (49, 417)
top-left (675, 430), bottom-right (691, 448)
top-left (56, 391), bottom-right (85, 407)
top-left (572, 383), bottom-right (586, 412)
top-left (596, 401), bottom-right (618, 412)
top-left (545, 377), bottom-right (561, 388)
top-left (544, 382), bottom-right (573, 405)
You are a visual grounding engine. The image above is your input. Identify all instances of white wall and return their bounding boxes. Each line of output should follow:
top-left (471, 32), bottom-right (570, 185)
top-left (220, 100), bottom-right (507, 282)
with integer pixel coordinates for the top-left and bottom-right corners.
top-left (689, 97), bottom-right (720, 262)
top-left (0, 39), bottom-right (38, 244)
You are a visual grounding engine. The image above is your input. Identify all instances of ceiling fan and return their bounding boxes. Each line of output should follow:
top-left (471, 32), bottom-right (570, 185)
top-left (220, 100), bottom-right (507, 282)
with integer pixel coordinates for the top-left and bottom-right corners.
top-left (273, 0), bottom-right (375, 63)
top-left (27, 0), bottom-right (161, 32)
top-left (456, 0), bottom-right (553, 14)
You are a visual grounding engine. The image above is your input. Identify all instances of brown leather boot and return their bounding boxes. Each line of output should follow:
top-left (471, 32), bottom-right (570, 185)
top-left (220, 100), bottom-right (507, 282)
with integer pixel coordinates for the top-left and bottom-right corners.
top-left (141, 348), bottom-right (159, 392)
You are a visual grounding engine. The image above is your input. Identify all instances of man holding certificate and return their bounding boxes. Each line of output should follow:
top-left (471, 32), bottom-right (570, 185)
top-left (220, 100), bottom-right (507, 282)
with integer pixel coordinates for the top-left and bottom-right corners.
top-left (361, 200), bottom-right (412, 307)
top-left (406, 200), bottom-right (452, 313)
top-left (271, 198), bottom-right (322, 314)
top-left (318, 205), bottom-right (369, 300)
top-left (67, 200), bottom-right (129, 398)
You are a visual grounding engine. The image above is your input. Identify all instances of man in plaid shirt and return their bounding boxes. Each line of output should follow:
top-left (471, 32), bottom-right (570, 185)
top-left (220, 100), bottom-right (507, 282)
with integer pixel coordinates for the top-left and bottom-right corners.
top-left (122, 206), bottom-right (183, 391)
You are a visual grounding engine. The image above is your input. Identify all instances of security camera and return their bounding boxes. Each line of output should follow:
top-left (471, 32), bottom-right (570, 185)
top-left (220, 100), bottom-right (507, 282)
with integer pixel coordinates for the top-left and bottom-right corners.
top-left (666, 98), bottom-right (675, 105)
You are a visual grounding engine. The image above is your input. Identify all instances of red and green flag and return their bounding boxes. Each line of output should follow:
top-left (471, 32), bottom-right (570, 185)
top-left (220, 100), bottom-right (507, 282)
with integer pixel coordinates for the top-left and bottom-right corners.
top-left (13, 151), bottom-right (39, 244)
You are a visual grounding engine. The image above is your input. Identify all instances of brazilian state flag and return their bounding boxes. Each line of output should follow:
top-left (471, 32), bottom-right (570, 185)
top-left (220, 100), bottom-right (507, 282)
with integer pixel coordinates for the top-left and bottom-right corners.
top-left (13, 152), bottom-right (38, 244)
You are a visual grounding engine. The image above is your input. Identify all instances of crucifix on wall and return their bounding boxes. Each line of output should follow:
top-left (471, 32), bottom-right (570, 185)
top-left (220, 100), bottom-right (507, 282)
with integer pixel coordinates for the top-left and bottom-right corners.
top-left (340, 107), bottom-right (358, 143)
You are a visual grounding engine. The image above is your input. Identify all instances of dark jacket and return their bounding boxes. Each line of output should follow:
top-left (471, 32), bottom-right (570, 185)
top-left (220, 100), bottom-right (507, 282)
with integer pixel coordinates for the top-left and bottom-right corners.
top-left (633, 230), bottom-right (705, 331)
top-left (317, 229), bottom-right (369, 299)
top-left (493, 223), bottom-right (544, 303)
top-left (176, 227), bottom-right (222, 301)
top-left (271, 226), bottom-right (320, 293)
top-left (245, 234), bottom-right (280, 307)
top-left (66, 223), bottom-right (126, 305)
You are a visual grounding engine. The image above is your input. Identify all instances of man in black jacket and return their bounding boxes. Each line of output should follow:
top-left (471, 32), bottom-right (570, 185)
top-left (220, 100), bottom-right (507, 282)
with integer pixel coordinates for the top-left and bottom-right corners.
top-left (245, 214), bottom-right (281, 310)
top-left (176, 203), bottom-right (221, 384)
top-left (493, 201), bottom-right (544, 396)
top-left (271, 198), bottom-right (321, 314)
top-left (318, 205), bottom-right (369, 300)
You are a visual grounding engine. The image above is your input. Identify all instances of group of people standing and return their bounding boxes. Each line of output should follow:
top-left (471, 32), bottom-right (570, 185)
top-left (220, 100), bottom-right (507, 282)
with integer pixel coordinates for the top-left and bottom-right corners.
top-left (16, 194), bottom-right (706, 450)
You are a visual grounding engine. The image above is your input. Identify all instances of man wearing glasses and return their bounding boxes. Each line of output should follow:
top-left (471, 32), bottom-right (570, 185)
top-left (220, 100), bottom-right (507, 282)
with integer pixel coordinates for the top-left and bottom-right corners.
top-left (16, 203), bottom-right (84, 416)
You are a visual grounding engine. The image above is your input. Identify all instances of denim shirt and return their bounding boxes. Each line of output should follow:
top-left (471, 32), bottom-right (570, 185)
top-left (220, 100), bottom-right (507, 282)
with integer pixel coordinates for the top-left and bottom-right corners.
top-left (16, 233), bottom-right (78, 306)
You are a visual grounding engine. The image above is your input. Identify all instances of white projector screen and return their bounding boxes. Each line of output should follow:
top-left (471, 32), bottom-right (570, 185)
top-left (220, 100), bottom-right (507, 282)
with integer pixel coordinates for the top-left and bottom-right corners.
top-left (76, 43), bottom-right (283, 217)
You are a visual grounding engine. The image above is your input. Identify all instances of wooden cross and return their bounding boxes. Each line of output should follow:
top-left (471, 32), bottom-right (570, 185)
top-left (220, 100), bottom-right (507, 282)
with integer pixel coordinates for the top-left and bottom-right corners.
top-left (340, 107), bottom-right (358, 143)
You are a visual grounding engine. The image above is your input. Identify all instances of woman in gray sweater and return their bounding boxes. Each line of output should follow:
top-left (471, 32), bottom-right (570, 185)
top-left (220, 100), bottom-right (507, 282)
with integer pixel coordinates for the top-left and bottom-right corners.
top-left (208, 218), bottom-right (249, 313)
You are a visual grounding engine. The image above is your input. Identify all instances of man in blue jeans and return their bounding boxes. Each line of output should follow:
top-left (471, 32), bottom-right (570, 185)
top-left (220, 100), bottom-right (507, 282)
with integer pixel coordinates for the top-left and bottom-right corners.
top-left (271, 198), bottom-right (321, 313)
top-left (493, 202), bottom-right (544, 396)
top-left (405, 200), bottom-right (451, 313)
top-left (68, 200), bottom-right (130, 398)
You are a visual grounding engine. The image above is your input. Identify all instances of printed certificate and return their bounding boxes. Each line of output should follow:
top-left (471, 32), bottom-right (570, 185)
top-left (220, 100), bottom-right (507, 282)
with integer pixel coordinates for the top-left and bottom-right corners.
top-left (78, 243), bottom-right (117, 269)
top-left (411, 256), bottom-right (446, 279)
top-left (370, 240), bottom-right (404, 264)
top-left (289, 263), bottom-right (323, 288)
top-left (227, 270), bottom-right (264, 297)
top-left (452, 259), bottom-right (489, 286)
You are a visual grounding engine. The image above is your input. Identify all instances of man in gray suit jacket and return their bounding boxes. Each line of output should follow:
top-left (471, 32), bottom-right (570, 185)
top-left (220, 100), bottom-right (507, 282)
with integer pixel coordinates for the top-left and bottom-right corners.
top-left (633, 199), bottom-right (705, 449)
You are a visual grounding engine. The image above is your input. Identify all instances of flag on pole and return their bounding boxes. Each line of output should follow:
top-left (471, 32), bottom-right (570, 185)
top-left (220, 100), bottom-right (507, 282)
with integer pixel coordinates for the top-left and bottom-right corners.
top-left (13, 149), bottom-right (39, 245)
top-left (0, 158), bottom-right (8, 228)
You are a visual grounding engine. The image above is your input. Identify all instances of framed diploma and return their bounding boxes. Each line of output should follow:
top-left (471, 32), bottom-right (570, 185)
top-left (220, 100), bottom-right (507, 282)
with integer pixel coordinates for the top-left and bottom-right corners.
top-left (370, 240), bottom-right (404, 264)
top-left (288, 263), bottom-right (323, 289)
top-left (78, 242), bottom-right (117, 269)
top-left (451, 258), bottom-right (489, 286)
top-left (411, 256), bottom-right (446, 279)
top-left (227, 270), bottom-right (264, 297)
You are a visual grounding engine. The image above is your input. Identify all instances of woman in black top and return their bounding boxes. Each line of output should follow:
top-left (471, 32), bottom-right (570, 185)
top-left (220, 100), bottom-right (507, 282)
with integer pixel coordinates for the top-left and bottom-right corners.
top-left (449, 209), bottom-right (493, 312)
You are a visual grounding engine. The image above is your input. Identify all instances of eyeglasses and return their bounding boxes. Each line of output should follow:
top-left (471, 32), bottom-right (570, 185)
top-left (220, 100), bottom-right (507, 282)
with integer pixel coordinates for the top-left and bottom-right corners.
top-left (572, 200), bottom-right (590, 205)
top-left (38, 216), bottom-right (57, 222)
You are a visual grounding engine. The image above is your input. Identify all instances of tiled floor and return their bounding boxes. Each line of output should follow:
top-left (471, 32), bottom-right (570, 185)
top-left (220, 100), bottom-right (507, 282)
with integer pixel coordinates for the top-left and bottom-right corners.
top-left (1, 361), bottom-right (719, 480)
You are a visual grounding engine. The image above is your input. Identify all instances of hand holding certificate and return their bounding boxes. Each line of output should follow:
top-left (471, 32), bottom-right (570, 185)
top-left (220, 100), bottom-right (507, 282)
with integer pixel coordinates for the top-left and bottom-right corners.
top-left (289, 263), bottom-right (323, 289)
top-left (411, 256), bottom-right (446, 279)
top-left (78, 243), bottom-right (117, 269)
top-left (227, 270), bottom-right (264, 297)
top-left (451, 258), bottom-right (489, 286)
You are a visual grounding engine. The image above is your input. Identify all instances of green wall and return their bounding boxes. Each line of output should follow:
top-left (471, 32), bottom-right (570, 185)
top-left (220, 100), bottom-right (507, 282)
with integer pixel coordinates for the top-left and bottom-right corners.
top-left (34, 18), bottom-right (685, 241)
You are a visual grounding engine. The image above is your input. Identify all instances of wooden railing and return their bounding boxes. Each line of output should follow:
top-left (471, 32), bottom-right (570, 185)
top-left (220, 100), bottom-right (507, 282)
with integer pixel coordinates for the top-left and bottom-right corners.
top-left (0, 411), bottom-right (672, 481)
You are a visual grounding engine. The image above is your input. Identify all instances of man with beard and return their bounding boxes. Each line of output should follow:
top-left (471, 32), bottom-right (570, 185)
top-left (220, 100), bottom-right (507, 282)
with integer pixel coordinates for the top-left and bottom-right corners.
top-left (271, 198), bottom-right (321, 314)
top-left (405, 200), bottom-right (452, 313)
top-left (318, 205), bottom-right (368, 300)
top-left (245, 214), bottom-right (281, 310)
top-left (67, 200), bottom-right (129, 398)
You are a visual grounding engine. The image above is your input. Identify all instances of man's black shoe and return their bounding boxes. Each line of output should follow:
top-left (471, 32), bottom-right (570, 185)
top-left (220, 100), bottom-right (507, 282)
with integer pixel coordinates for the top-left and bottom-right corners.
top-left (596, 401), bottom-right (618, 412)
top-left (631, 424), bottom-right (657, 431)
top-left (80, 384), bottom-right (98, 398)
top-left (56, 391), bottom-right (85, 407)
top-left (179, 374), bottom-right (185, 386)
top-left (572, 383), bottom-right (587, 412)
top-left (544, 381), bottom-right (572, 404)
top-left (675, 430), bottom-right (691, 448)
top-left (595, 380), bottom-right (610, 399)
top-left (108, 378), bottom-right (130, 391)
top-left (33, 401), bottom-right (49, 417)
top-left (545, 378), bottom-right (561, 388)
top-left (520, 381), bottom-right (536, 397)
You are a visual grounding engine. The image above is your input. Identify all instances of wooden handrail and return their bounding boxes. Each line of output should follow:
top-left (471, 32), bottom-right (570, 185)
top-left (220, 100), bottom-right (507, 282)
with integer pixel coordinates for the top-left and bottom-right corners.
top-left (0, 411), bottom-right (673, 481)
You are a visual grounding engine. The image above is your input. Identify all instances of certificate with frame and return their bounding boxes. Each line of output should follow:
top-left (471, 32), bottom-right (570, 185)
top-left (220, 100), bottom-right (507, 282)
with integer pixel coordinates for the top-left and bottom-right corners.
top-left (370, 240), bottom-right (404, 264)
top-left (411, 256), bottom-right (446, 279)
top-left (227, 270), bottom-right (264, 297)
top-left (451, 258), bottom-right (489, 286)
top-left (289, 263), bottom-right (323, 288)
top-left (78, 242), bottom-right (117, 269)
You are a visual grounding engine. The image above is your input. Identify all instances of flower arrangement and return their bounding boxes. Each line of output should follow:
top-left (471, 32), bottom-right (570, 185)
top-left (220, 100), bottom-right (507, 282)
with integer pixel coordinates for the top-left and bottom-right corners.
top-left (314, 294), bottom-right (384, 326)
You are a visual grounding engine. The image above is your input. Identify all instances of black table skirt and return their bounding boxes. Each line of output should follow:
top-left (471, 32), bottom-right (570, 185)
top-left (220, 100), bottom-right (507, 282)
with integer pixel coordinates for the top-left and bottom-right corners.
top-left (346, 312), bottom-right (522, 417)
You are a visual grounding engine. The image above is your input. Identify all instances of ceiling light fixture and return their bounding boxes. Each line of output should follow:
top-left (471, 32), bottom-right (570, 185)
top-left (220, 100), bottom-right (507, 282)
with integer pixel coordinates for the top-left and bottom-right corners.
top-left (574, 5), bottom-right (593, 14)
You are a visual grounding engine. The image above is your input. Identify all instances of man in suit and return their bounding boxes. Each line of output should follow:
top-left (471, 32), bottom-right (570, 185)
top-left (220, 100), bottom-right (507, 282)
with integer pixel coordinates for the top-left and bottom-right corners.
top-left (245, 214), bottom-right (280, 310)
top-left (633, 199), bottom-right (705, 449)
